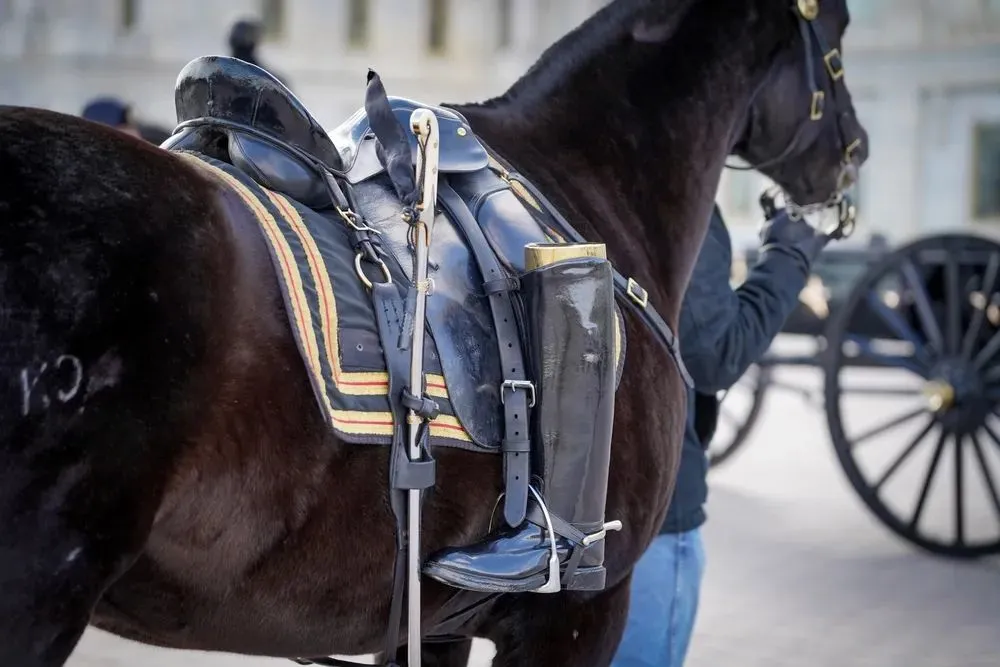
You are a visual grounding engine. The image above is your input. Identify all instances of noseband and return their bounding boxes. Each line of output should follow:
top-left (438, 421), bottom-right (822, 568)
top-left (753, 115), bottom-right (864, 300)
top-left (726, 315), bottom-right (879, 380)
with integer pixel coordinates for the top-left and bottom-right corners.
top-left (726, 0), bottom-right (865, 229)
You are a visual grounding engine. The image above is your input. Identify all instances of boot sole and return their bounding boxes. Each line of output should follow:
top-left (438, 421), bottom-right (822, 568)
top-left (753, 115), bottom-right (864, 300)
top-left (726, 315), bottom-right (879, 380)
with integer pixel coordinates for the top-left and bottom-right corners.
top-left (423, 563), bottom-right (608, 594)
top-left (423, 562), bottom-right (547, 593)
top-left (564, 565), bottom-right (606, 591)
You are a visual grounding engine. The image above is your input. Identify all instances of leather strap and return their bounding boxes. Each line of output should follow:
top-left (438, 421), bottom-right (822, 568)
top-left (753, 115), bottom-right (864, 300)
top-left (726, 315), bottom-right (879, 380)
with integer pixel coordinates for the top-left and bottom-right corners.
top-left (375, 282), bottom-right (437, 666)
top-left (479, 149), bottom-right (693, 388)
top-left (438, 183), bottom-right (532, 528)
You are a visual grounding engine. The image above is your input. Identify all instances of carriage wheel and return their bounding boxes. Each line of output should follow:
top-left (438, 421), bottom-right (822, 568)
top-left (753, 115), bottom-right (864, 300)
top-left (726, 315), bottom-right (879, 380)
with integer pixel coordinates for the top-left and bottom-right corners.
top-left (708, 363), bottom-right (771, 468)
top-left (824, 233), bottom-right (1000, 558)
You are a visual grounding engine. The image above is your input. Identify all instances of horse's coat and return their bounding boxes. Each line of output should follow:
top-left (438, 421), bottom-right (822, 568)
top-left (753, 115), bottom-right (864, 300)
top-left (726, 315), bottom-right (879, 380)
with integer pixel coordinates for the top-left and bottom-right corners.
top-left (0, 2), bottom-right (867, 666)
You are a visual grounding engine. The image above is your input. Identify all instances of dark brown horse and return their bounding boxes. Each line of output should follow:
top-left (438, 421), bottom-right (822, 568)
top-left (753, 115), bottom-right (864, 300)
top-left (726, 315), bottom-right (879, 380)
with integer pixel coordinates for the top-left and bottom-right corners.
top-left (0, 1), bottom-right (867, 666)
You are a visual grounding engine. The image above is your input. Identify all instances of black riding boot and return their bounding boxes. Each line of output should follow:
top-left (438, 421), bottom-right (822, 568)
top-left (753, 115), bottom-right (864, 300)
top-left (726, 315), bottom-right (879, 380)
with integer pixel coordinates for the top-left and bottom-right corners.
top-left (423, 246), bottom-right (620, 593)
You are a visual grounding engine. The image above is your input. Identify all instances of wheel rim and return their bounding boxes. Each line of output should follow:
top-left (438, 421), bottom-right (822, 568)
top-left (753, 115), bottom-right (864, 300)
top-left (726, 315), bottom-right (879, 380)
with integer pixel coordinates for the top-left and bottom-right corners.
top-left (708, 364), bottom-right (769, 468)
top-left (825, 234), bottom-right (1000, 558)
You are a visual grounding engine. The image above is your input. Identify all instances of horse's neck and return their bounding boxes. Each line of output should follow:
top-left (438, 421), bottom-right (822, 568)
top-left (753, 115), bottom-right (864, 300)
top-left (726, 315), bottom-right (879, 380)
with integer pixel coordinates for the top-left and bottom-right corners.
top-left (454, 0), bottom-right (787, 322)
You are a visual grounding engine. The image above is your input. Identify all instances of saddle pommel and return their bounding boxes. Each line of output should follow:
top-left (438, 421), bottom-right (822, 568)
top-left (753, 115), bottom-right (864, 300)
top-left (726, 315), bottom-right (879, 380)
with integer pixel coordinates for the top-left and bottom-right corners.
top-left (524, 242), bottom-right (608, 271)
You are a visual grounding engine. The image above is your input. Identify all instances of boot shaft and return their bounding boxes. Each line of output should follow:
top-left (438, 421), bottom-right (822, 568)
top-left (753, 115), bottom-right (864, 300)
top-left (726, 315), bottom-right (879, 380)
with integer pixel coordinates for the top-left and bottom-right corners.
top-left (521, 245), bottom-right (617, 528)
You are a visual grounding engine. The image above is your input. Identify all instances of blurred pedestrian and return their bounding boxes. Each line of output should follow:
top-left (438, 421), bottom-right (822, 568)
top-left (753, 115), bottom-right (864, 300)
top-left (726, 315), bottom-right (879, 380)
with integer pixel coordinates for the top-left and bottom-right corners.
top-left (80, 97), bottom-right (143, 139)
top-left (611, 198), bottom-right (837, 667)
top-left (228, 18), bottom-right (292, 90)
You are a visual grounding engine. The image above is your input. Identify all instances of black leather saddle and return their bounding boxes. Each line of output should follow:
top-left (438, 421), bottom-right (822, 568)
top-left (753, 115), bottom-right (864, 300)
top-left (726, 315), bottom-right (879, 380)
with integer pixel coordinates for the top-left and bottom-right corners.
top-left (164, 55), bottom-right (343, 209)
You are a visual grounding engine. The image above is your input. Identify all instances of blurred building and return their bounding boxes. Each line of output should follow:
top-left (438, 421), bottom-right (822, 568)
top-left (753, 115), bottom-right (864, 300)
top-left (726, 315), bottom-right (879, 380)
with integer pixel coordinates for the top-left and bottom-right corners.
top-left (0, 0), bottom-right (997, 244)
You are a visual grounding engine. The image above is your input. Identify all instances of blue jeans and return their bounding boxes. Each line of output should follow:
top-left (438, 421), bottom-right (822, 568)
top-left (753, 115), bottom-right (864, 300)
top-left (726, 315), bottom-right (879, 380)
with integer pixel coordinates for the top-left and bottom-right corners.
top-left (611, 528), bottom-right (706, 667)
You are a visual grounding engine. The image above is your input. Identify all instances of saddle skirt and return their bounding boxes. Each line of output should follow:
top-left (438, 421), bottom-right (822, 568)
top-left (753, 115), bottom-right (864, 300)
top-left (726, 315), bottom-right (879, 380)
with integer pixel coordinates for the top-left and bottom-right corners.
top-left (174, 148), bottom-right (625, 452)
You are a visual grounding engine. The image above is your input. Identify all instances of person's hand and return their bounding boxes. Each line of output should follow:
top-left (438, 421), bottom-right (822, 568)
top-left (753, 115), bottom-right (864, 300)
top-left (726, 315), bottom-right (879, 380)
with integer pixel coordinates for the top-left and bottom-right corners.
top-left (757, 191), bottom-right (832, 272)
top-left (759, 209), bottom-right (831, 264)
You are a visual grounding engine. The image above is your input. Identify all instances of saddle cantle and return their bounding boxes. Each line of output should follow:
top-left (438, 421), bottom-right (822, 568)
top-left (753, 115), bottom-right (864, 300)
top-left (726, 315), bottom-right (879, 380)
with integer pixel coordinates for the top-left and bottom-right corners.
top-left (329, 97), bottom-right (490, 185)
top-left (164, 55), bottom-right (342, 209)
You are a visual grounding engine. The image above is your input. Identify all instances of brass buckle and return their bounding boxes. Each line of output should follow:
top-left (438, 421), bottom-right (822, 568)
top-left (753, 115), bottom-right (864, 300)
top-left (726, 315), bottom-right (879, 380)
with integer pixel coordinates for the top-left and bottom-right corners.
top-left (844, 137), bottom-right (862, 162)
top-left (796, 0), bottom-right (819, 20)
top-left (810, 91), bottom-right (825, 121)
top-left (824, 48), bottom-right (845, 81)
top-left (626, 277), bottom-right (649, 308)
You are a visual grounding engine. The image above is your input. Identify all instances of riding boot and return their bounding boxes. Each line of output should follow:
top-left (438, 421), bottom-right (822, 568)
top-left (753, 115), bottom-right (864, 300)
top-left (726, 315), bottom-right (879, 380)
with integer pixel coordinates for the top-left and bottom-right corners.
top-left (423, 245), bottom-right (619, 593)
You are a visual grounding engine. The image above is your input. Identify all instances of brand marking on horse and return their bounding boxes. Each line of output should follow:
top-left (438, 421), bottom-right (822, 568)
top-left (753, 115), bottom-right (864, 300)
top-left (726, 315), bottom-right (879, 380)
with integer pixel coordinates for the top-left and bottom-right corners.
top-left (19, 354), bottom-right (85, 416)
top-left (55, 355), bottom-right (84, 402)
top-left (20, 363), bottom-right (49, 416)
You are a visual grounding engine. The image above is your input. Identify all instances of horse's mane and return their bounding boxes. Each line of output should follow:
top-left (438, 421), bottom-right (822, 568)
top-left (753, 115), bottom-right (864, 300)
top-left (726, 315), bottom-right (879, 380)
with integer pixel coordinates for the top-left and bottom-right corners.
top-left (464, 0), bottom-right (779, 115)
top-left (477, 0), bottom-right (665, 110)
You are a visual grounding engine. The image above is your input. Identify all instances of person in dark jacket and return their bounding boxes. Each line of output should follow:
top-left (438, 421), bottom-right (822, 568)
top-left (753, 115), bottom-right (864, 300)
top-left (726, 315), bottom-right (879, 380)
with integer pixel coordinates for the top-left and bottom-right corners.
top-left (611, 199), bottom-right (834, 667)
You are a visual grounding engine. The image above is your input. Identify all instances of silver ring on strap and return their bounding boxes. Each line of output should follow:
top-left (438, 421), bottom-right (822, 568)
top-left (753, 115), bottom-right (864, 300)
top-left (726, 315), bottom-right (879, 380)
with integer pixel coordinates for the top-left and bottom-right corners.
top-left (355, 253), bottom-right (393, 289)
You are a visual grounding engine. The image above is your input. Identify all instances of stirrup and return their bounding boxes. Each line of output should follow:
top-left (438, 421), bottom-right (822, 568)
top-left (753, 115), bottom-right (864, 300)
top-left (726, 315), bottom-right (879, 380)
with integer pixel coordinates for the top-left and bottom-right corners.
top-left (527, 485), bottom-right (562, 594)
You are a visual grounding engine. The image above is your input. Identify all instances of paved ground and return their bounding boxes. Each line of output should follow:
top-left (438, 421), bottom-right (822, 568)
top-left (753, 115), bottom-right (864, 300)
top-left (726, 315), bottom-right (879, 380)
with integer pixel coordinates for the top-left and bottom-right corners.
top-left (67, 358), bottom-right (1000, 667)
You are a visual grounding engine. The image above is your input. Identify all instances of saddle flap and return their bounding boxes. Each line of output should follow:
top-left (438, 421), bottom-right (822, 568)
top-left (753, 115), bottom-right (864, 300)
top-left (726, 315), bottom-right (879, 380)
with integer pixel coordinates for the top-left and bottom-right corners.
top-left (227, 131), bottom-right (330, 210)
top-left (331, 97), bottom-right (490, 185)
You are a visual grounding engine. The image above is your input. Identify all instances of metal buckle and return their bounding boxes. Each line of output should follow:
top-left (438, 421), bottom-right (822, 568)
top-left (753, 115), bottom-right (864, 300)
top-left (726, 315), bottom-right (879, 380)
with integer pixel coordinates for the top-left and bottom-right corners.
top-left (337, 206), bottom-right (382, 234)
top-left (810, 90), bottom-right (825, 121)
top-left (527, 486), bottom-right (561, 594)
top-left (500, 379), bottom-right (536, 408)
top-left (625, 277), bottom-right (648, 308)
top-left (823, 48), bottom-right (845, 81)
top-left (844, 137), bottom-right (862, 162)
top-left (581, 520), bottom-right (624, 547)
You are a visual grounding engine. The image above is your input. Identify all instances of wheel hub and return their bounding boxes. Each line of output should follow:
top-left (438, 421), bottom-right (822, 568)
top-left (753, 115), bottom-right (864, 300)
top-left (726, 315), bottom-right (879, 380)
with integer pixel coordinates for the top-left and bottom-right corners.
top-left (922, 380), bottom-right (954, 412)
top-left (924, 359), bottom-right (990, 435)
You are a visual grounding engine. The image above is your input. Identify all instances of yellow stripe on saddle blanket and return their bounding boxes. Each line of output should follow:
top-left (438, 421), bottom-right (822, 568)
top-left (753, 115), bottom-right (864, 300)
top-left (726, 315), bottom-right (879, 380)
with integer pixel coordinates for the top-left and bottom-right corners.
top-left (177, 151), bottom-right (472, 445)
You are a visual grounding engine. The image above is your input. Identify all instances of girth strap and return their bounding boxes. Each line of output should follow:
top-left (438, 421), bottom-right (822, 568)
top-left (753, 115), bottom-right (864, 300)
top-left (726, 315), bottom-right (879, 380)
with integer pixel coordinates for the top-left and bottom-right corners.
top-left (438, 183), bottom-right (533, 528)
top-left (480, 150), bottom-right (694, 388)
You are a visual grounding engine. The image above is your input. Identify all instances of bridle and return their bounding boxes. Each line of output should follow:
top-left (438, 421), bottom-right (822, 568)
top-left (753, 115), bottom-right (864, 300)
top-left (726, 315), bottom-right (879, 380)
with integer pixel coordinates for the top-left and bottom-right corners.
top-left (725, 0), bottom-right (865, 234)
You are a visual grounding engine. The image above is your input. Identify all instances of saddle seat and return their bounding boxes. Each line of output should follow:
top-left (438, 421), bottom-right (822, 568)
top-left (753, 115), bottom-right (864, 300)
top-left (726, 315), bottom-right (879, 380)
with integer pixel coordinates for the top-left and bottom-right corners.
top-left (165, 55), bottom-right (344, 208)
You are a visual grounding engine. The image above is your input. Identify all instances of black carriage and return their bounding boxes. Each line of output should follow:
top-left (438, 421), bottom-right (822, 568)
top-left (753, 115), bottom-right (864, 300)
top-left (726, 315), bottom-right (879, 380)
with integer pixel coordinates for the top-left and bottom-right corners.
top-left (710, 231), bottom-right (1000, 559)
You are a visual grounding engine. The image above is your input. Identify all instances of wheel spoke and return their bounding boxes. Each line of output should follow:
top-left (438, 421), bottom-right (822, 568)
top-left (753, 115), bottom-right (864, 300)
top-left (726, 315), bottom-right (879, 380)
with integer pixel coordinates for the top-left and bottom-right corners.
top-left (954, 433), bottom-right (965, 546)
top-left (863, 294), bottom-right (934, 369)
top-left (872, 418), bottom-right (936, 491)
top-left (910, 429), bottom-right (948, 529)
top-left (971, 328), bottom-right (1000, 373)
top-left (852, 406), bottom-right (927, 446)
top-left (901, 259), bottom-right (945, 355)
top-left (944, 254), bottom-right (961, 357)
top-left (970, 432), bottom-right (1000, 521)
top-left (961, 252), bottom-right (1000, 363)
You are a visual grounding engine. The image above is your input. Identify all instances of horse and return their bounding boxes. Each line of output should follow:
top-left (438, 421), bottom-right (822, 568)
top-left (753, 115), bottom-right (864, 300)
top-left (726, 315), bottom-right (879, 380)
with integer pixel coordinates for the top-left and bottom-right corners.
top-left (0, 1), bottom-right (867, 666)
